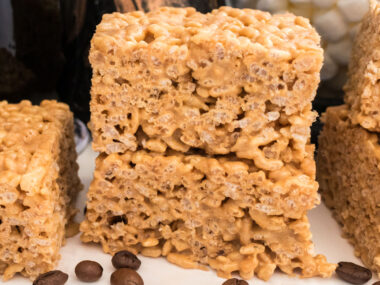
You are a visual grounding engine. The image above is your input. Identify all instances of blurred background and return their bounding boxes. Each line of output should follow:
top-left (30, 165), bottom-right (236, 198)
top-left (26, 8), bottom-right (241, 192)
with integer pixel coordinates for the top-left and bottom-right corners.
top-left (0, 0), bottom-right (370, 144)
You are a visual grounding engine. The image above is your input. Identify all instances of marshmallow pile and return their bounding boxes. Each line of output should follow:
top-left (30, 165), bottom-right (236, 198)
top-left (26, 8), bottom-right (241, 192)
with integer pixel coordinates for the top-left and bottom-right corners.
top-left (230, 0), bottom-right (370, 82)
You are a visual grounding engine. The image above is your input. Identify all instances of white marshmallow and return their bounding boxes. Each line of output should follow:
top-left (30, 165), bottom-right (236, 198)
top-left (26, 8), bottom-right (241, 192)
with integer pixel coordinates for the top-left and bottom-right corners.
top-left (290, 0), bottom-right (311, 3)
top-left (313, 9), bottom-right (348, 42)
top-left (326, 38), bottom-right (352, 65)
top-left (337, 0), bottom-right (370, 22)
top-left (321, 52), bottom-right (338, 80)
top-left (274, 10), bottom-right (289, 14)
top-left (289, 4), bottom-right (313, 18)
top-left (312, 0), bottom-right (337, 9)
top-left (349, 23), bottom-right (361, 40)
top-left (257, 0), bottom-right (288, 12)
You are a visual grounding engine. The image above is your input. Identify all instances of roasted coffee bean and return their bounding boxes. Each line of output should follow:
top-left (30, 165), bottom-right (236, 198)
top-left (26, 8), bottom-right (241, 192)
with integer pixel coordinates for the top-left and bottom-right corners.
top-left (336, 262), bottom-right (372, 284)
top-left (223, 279), bottom-right (236, 285)
top-left (33, 270), bottom-right (68, 285)
top-left (110, 268), bottom-right (144, 285)
top-left (75, 260), bottom-right (103, 282)
top-left (112, 250), bottom-right (141, 270)
top-left (222, 278), bottom-right (249, 285)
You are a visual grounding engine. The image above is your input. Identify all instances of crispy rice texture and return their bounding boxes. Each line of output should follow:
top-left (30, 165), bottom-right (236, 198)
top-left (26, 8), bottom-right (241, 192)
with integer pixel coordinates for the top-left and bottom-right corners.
top-left (81, 149), bottom-right (334, 280)
top-left (0, 100), bottom-right (82, 280)
top-left (317, 105), bottom-right (380, 277)
top-left (81, 6), bottom-right (334, 281)
top-left (89, 6), bottom-right (322, 157)
top-left (344, 1), bottom-right (380, 131)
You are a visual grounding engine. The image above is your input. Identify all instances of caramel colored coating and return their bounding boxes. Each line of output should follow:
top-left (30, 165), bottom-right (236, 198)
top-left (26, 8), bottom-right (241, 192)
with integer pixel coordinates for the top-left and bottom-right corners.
top-left (80, 150), bottom-right (335, 280)
top-left (317, 105), bottom-right (380, 277)
top-left (0, 100), bottom-right (82, 280)
top-left (89, 6), bottom-right (322, 157)
top-left (84, 6), bottom-right (332, 281)
top-left (344, 1), bottom-right (380, 131)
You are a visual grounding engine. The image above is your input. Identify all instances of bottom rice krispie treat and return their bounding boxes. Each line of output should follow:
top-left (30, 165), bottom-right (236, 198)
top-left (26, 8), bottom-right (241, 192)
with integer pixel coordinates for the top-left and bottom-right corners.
top-left (317, 105), bottom-right (380, 276)
top-left (0, 100), bottom-right (82, 280)
top-left (81, 149), bottom-right (335, 280)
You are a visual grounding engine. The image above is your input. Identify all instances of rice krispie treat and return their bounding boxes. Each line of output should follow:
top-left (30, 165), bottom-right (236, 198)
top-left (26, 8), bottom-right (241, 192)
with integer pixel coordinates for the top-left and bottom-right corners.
top-left (89, 6), bottom-right (323, 157)
top-left (83, 6), bottom-right (334, 280)
top-left (317, 105), bottom-right (380, 276)
top-left (81, 149), bottom-right (336, 280)
top-left (344, 1), bottom-right (380, 131)
top-left (0, 100), bottom-right (82, 280)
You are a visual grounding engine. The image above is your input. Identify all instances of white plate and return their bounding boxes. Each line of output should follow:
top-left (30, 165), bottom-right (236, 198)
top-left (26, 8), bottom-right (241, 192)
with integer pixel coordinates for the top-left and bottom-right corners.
top-left (3, 145), bottom-right (379, 284)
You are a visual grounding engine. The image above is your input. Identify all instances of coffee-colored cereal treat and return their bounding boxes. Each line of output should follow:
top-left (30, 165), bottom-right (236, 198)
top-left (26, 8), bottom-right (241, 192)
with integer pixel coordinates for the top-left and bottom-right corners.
top-left (82, 6), bottom-right (335, 281)
top-left (344, 1), bottom-right (380, 131)
top-left (89, 6), bottom-right (323, 156)
top-left (317, 105), bottom-right (380, 276)
top-left (0, 100), bottom-right (82, 280)
top-left (81, 148), bottom-right (336, 280)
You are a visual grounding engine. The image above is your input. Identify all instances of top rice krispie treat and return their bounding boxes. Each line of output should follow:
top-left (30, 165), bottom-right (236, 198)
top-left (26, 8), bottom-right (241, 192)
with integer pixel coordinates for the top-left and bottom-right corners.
top-left (89, 6), bottom-right (323, 158)
top-left (344, 1), bottom-right (380, 131)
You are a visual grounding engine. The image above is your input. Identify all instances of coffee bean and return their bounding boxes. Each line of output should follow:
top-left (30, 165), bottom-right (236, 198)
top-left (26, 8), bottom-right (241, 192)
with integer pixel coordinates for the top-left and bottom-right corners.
top-left (112, 250), bottom-right (141, 270)
top-left (110, 268), bottom-right (144, 285)
top-left (222, 278), bottom-right (249, 285)
top-left (336, 262), bottom-right (372, 284)
top-left (75, 260), bottom-right (103, 282)
top-left (33, 270), bottom-right (68, 285)
top-left (223, 278), bottom-right (237, 285)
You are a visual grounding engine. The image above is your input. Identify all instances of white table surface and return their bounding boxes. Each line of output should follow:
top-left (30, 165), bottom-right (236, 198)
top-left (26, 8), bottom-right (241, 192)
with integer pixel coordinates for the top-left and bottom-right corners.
top-left (3, 145), bottom-right (379, 284)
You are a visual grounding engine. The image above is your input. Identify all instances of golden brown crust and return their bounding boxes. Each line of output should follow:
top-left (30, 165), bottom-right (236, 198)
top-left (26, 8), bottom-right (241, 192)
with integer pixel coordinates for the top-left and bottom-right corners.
top-left (344, 1), bottom-right (380, 131)
top-left (80, 149), bottom-right (336, 280)
top-left (0, 100), bottom-right (82, 280)
top-left (89, 6), bottom-right (322, 156)
top-left (317, 105), bottom-right (380, 276)
top-left (83, 7), bottom-right (333, 280)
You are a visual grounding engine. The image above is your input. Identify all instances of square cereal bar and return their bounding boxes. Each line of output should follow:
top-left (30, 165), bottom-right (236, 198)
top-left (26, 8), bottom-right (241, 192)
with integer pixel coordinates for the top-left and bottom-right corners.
top-left (89, 6), bottom-right (322, 160)
top-left (317, 105), bottom-right (380, 276)
top-left (81, 149), bottom-right (335, 280)
top-left (344, 1), bottom-right (380, 131)
top-left (0, 100), bottom-right (82, 280)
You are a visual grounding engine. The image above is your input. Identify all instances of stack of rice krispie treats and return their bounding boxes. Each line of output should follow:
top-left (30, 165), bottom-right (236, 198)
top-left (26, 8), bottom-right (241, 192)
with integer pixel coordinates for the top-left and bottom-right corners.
top-left (80, 7), bottom-right (336, 280)
top-left (0, 100), bottom-right (82, 280)
top-left (317, 1), bottom-right (380, 277)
